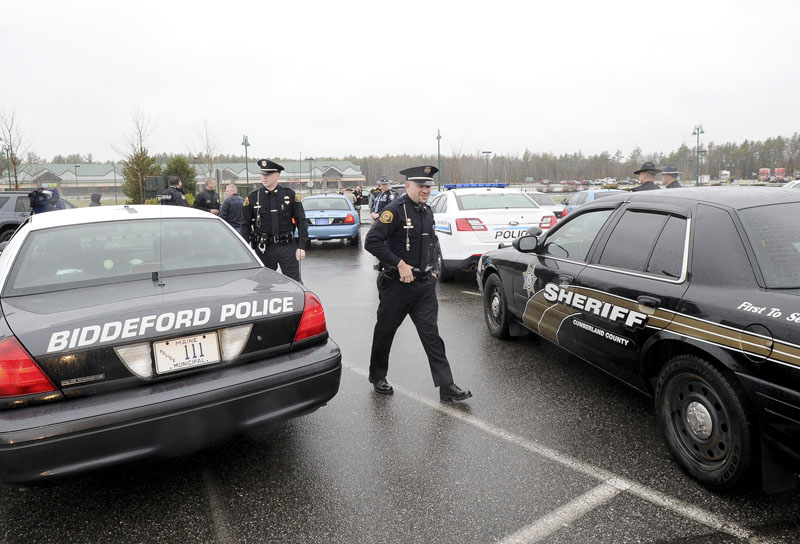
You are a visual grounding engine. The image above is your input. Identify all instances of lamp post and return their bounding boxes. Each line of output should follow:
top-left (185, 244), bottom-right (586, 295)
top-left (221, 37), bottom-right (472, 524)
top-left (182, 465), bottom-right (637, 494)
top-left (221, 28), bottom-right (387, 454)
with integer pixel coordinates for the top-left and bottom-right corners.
top-left (112, 161), bottom-right (118, 204)
top-left (74, 164), bottom-right (80, 197)
top-left (436, 130), bottom-right (442, 191)
top-left (241, 135), bottom-right (250, 186)
top-left (692, 124), bottom-right (704, 186)
top-left (482, 151), bottom-right (492, 183)
top-left (307, 157), bottom-right (313, 195)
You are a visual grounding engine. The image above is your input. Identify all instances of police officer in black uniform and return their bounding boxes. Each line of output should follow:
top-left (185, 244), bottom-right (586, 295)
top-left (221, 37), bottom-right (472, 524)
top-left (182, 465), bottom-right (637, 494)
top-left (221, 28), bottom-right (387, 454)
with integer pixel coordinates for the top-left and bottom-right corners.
top-left (241, 159), bottom-right (308, 283)
top-left (364, 165), bottom-right (472, 402)
top-left (370, 176), bottom-right (397, 221)
top-left (661, 164), bottom-right (682, 189)
top-left (193, 179), bottom-right (221, 214)
top-left (160, 176), bottom-right (189, 206)
top-left (631, 161), bottom-right (662, 192)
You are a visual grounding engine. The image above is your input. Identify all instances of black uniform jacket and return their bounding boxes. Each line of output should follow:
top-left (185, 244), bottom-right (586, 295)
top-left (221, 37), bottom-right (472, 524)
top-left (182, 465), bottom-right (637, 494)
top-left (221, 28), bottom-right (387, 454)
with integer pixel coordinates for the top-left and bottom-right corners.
top-left (241, 185), bottom-right (309, 250)
top-left (161, 186), bottom-right (188, 206)
top-left (193, 189), bottom-right (220, 212)
top-left (631, 181), bottom-right (661, 192)
top-left (665, 180), bottom-right (682, 189)
top-left (365, 194), bottom-right (440, 273)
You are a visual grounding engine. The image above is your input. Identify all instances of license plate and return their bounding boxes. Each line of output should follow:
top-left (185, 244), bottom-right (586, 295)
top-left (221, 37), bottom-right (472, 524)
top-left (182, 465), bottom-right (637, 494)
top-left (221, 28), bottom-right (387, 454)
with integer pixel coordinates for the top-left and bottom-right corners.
top-left (315, 218), bottom-right (330, 225)
top-left (154, 333), bottom-right (220, 374)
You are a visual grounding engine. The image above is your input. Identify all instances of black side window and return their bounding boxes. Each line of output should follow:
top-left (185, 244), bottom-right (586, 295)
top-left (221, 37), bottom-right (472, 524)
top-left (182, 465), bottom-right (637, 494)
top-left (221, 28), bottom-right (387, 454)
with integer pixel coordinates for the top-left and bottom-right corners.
top-left (542, 209), bottom-right (613, 261)
top-left (694, 204), bottom-right (755, 286)
top-left (599, 210), bottom-right (669, 273)
top-left (0, 197), bottom-right (9, 210)
top-left (646, 216), bottom-right (687, 278)
top-left (15, 196), bottom-right (30, 213)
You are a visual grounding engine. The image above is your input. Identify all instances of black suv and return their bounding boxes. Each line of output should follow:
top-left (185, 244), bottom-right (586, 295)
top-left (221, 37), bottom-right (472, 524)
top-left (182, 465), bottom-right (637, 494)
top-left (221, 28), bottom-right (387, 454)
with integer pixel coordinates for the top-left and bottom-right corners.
top-left (0, 191), bottom-right (33, 243)
top-left (478, 187), bottom-right (800, 492)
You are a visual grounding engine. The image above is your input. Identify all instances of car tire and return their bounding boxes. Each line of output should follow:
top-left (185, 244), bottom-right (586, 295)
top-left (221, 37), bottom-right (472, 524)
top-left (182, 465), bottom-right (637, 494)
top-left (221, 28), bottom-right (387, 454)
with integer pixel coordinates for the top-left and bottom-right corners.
top-left (655, 355), bottom-right (757, 491)
top-left (0, 228), bottom-right (14, 243)
top-left (436, 247), bottom-right (454, 282)
top-left (349, 232), bottom-right (360, 246)
top-left (483, 274), bottom-right (510, 339)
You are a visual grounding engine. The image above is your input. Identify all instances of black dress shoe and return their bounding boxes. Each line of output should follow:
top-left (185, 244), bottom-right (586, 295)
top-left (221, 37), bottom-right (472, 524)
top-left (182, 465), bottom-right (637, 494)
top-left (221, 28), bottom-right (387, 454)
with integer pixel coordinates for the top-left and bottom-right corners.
top-left (372, 378), bottom-right (394, 395)
top-left (439, 383), bottom-right (472, 402)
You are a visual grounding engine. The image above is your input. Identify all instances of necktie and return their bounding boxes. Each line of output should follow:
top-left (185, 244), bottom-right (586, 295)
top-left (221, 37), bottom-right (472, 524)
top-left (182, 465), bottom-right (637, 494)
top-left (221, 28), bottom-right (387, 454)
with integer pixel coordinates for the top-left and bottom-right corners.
top-left (269, 190), bottom-right (280, 236)
top-left (419, 206), bottom-right (430, 269)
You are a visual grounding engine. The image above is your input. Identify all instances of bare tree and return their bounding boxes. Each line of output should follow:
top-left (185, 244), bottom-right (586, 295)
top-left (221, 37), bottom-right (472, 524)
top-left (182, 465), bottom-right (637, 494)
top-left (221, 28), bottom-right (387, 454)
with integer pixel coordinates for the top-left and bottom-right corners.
top-left (117, 106), bottom-right (160, 204)
top-left (0, 107), bottom-right (33, 189)
top-left (192, 121), bottom-right (219, 181)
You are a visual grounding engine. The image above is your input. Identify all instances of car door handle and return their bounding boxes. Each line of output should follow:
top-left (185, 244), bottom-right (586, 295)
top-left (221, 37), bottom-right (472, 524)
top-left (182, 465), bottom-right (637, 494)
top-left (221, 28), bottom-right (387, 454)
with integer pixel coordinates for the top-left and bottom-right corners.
top-left (637, 296), bottom-right (661, 312)
top-left (558, 274), bottom-right (574, 285)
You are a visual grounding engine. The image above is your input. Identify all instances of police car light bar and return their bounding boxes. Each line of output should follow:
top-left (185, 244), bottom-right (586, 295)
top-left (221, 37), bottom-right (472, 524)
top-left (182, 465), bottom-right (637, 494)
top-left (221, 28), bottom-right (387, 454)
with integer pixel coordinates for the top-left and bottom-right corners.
top-left (443, 183), bottom-right (509, 189)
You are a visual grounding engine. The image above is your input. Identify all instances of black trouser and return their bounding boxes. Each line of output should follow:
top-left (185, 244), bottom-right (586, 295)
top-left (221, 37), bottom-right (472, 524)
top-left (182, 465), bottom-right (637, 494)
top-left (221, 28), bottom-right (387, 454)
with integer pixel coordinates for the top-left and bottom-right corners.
top-left (256, 241), bottom-right (302, 283)
top-left (369, 275), bottom-right (454, 387)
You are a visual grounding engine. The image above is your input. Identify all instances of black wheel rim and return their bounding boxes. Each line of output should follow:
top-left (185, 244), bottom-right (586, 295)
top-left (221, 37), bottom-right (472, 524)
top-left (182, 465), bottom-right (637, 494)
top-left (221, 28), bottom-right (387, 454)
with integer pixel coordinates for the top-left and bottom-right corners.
top-left (663, 372), bottom-right (735, 469)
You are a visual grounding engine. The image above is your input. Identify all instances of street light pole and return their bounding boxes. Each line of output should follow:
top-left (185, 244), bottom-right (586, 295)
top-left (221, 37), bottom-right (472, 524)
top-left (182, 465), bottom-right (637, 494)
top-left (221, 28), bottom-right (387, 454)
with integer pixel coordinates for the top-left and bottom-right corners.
top-left (2, 146), bottom-right (11, 190)
top-left (74, 164), bottom-right (80, 197)
top-left (436, 130), bottom-right (442, 191)
top-left (112, 161), bottom-right (118, 204)
top-left (308, 157), bottom-right (313, 195)
top-left (692, 124), bottom-right (704, 186)
top-left (241, 135), bottom-right (250, 187)
top-left (482, 151), bottom-right (492, 183)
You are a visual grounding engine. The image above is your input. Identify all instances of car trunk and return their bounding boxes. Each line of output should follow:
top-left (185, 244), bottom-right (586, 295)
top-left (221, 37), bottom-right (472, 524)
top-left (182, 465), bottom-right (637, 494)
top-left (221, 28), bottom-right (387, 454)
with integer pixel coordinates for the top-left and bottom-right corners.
top-left (470, 208), bottom-right (553, 243)
top-left (1, 268), bottom-right (305, 398)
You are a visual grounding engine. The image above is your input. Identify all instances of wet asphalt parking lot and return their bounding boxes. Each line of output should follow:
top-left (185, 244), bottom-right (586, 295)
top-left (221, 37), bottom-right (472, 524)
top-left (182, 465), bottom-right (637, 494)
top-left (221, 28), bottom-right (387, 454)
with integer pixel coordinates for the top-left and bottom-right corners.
top-left (1, 217), bottom-right (800, 544)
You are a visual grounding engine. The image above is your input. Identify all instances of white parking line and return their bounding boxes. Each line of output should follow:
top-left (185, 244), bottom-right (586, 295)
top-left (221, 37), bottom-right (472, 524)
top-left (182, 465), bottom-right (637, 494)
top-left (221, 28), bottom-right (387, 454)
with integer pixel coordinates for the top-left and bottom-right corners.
top-left (497, 480), bottom-right (627, 544)
top-left (343, 363), bottom-right (769, 543)
top-left (461, 290), bottom-right (481, 296)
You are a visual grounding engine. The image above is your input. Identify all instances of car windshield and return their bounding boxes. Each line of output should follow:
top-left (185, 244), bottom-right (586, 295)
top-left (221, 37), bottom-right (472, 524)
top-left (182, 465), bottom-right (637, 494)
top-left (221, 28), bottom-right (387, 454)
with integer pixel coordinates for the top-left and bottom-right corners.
top-left (526, 193), bottom-right (556, 206)
top-left (456, 192), bottom-right (537, 210)
top-left (303, 198), bottom-right (351, 211)
top-left (4, 218), bottom-right (261, 296)
top-left (739, 203), bottom-right (800, 288)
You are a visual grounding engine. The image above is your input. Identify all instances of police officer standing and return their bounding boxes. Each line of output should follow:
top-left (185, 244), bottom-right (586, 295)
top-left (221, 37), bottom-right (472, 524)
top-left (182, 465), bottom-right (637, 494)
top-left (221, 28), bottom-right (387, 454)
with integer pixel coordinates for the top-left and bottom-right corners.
top-left (160, 176), bottom-right (189, 206)
top-left (241, 159), bottom-right (308, 283)
top-left (370, 176), bottom-right (396, 221)
top-left (364, 165), bottom-right (472, 402)
top-left (661, 164), bottom-right (682, 189)
top-left (631, 161), bottom-right (662, 191)
top-left (193, 179), bottom-right (220, 214)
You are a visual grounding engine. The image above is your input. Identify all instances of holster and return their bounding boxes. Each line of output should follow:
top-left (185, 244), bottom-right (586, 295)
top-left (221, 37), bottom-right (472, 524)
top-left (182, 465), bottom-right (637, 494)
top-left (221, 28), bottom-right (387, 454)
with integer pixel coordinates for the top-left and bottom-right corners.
top-left (377, 265), bottom-right (398, 289)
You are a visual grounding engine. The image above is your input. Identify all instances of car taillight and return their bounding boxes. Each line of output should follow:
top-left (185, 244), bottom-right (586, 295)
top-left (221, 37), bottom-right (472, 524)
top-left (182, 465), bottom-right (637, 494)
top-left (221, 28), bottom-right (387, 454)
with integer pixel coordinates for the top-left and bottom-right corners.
top-left (343, 214), bottom-right (355, 224)
top-left (0, 337), bottom-right (57, 398)
top-left (539, 215), bottom-right (556, 229)
top-left (456, 218), bottom-right (487, 231)
top-left (561, 209), bottom-right (568, 217)
top-left (294, 292), bottom-right (328, 342)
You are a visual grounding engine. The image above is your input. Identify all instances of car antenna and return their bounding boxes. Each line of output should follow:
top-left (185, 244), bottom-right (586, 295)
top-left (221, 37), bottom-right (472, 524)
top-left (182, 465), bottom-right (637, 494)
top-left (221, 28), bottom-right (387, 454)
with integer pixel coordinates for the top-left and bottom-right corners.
top-left (156, 204), bottom-right (165, 286)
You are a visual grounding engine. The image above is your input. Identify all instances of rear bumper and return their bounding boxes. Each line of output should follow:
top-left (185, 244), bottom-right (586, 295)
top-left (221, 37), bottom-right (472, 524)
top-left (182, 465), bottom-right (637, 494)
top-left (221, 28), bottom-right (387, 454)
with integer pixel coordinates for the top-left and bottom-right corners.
top-left (443, 255), bottom-right (482, 272)
top-left (308, 224), bottom-right (359, 240)
top-left (0, 340), bottom-right (342, 484)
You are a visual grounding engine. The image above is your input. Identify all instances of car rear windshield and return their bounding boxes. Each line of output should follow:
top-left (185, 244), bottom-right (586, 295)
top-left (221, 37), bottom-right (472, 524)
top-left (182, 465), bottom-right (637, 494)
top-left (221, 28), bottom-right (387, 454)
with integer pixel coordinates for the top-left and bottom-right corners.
top-left (302, 198), bottom-right (351, 211)
top-left (592, 191), bottom-right (624, 200)
top-left (456, 193), bottom-right (538, 210)
top-left (526, 193), bottom-right (556, 206)
top-left (739, 203), bottom-right (800, 288)
top-left (4, 218), bottom-right (261, 296)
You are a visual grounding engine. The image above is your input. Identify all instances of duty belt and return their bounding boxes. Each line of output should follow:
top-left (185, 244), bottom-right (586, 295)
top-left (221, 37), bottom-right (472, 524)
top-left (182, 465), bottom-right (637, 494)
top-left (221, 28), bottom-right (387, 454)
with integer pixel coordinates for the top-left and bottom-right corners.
top-left (255, 233), bottom-right (294, 252)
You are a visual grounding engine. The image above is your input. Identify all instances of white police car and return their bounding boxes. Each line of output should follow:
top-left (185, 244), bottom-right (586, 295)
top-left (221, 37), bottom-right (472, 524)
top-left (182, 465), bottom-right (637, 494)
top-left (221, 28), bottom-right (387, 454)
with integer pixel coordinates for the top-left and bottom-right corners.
top-left (428, 184), bottom-right (556, 281)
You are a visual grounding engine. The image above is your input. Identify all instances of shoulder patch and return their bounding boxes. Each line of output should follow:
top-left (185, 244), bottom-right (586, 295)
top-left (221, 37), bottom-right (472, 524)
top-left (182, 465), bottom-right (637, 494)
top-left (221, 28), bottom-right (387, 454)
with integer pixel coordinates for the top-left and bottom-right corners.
top-left (284, 195), bottom-right (291, 205)
top-left (243, 196), bottom-right (250, 206)
top-left (379, 210), bottom-right (394, 224)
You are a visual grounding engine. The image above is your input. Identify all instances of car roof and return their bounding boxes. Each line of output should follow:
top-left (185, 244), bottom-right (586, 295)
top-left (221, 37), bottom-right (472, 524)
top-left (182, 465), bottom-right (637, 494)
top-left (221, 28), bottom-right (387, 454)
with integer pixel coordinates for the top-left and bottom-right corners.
top-left (303, 193), bottom-right (348, 198)
top-left (25, 204), bottom-right (215, 231)
top-left (445, 187), bottom-right (527, 196)
top-left (584, 187), bottom-right (800, 210)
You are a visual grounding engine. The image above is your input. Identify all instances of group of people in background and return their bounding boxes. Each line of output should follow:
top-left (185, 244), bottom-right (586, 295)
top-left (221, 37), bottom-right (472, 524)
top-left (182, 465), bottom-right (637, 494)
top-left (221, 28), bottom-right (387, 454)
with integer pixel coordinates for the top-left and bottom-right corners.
top-left (631, 162), bottom-right (682, 191)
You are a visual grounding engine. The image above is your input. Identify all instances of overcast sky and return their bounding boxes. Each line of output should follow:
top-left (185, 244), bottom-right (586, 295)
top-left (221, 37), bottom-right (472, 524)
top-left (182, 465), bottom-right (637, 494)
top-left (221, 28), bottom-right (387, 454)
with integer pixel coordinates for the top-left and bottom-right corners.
top-left (3, 0), bottom-right (799, 162)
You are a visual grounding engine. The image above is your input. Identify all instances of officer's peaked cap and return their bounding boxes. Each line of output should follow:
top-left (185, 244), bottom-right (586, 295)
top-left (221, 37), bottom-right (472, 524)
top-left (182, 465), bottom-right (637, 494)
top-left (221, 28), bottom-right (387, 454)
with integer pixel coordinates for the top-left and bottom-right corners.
top-left (257, 159), bottom-right (285, 173)
top-left (633, 161), bottom-right (662, 175)
top-left (399, 165), bottom-right (438, 186)
top-left (661, 164), bottom-right (681, 175)
top-left (378, 176), bottom-right (391, 185)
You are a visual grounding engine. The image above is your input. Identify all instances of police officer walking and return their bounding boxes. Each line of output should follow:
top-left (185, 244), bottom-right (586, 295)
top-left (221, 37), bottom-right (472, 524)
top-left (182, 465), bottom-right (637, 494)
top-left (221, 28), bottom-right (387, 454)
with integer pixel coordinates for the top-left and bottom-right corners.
top-left (370, 176), bottom-right (396, 221)
top-left (193, 179), bottom-right (220, 214)
top-left (241, 159), bottom-right (308, 283)
top-left (160, 176), bottom-right (189, 206)
top-left (661, 164), bottom-right (682, 189)
top-left (220, 183), bottom-right (245, 230)
top-left (364, 165), bottom-right (472, 402)
top-left (631, 162), bottom-right (662, 191)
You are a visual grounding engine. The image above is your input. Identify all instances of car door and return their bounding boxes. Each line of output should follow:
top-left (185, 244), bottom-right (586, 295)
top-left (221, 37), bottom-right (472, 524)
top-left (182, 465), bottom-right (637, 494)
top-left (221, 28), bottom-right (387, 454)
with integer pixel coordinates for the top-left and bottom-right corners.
top-left (515, 206), bottom-right (619, 355)
top-left (570, 202), bottom-right (691, 387)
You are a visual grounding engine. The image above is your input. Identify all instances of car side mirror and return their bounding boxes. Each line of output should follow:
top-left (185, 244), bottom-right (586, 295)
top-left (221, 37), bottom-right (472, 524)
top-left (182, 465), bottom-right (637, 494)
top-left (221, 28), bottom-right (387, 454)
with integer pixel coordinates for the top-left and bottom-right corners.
top-left (513, 235), bottom-right (540, 253)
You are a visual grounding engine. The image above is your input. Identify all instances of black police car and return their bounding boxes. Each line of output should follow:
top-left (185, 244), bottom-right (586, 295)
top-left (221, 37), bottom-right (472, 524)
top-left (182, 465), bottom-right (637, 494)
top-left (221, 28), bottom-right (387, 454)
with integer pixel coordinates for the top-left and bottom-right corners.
top-left (0, 205), bottom-right (341, 483)
top-left (477, 187), bottom-right (800, 491)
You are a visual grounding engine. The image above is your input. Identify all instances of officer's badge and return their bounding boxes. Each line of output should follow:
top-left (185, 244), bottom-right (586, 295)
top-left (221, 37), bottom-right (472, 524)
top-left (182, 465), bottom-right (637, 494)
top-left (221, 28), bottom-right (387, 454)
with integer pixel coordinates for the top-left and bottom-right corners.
top-left (243, 196), bottom-right (250, 206)
top-left (379, 210), bottom-right (394, 224)
top-left (284, 195), bottom-right (291, 205)
top-left (424, 166), bottom-right (432, 175)
top-left (295, 194), bottom-right (301, 203)
top-left (523, 262), bottom-right (536, 298)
